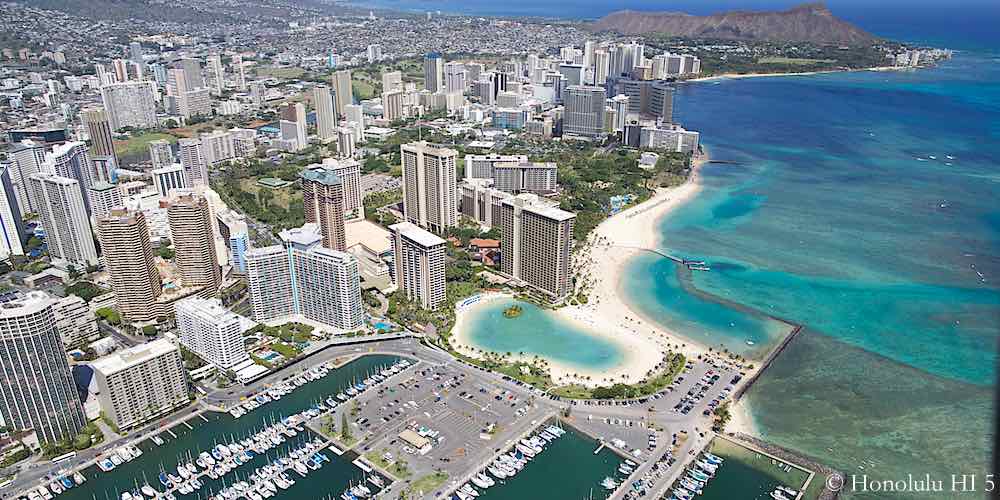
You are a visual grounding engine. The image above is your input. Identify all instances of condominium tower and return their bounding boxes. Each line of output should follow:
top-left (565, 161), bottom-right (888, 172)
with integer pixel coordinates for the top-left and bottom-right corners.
top-left (97, 209), bottom-right (162, 323)
top-left (389, 222), bottom-right (447, 310)
top-left (167, 194), bottom-right (221, 292)
top-left (81, 107), bottom-right (119, 167)
top-left (245, 224), bottom-right (363, 331)
top-left (401, 141), bottom-right (458, 233)
top-left (91, 339), bottom-right (188, 430)
top-left (100, 81), bottom-right (158, 130)
top-left (0, 291), bottom-right (86, 443)
top-left (175, 296), bottom-right (250, 371)
top-left (29, 172), bottom-right (99, 267)
top-left (300, 168), bottom-right (346, 251)
top-left (313, 85), bottom-right (337, 141)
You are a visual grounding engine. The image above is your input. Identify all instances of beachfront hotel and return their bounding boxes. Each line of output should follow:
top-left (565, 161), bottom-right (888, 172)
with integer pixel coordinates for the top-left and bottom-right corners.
top-left (401, 141), bottom-right (458, 233)
top-left (499, 193), bottom-right (576, 301)
top-left (0, 291), bottom-right (87, 443)
top-left (389, 222), bottom-right (447, 310)
top-left (459, 178), bottom-right (511, 229)
top-left (245, 224), bottom-right (364, 331)
top-left (464, 154), bottom-right (558, 194)
top-left (91, 338), bottom-right (189, 430)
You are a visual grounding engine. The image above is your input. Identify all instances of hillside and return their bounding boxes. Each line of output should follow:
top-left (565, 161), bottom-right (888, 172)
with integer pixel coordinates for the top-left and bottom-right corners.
top-left (591, 3), bottom-right (877, 45)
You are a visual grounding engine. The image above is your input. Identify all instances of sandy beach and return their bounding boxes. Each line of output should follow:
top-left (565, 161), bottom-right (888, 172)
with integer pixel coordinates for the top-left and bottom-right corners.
top-left (686, 65), bottom-right (908, 83)
top-left (451, 153), bottom-right (720, 388)
top-left (726, 399), bottom-right (759, 436)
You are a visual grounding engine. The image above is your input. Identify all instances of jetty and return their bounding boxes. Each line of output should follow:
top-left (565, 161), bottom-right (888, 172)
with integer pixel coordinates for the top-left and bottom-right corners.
top-left (734, 325), bottom-right (803, 401)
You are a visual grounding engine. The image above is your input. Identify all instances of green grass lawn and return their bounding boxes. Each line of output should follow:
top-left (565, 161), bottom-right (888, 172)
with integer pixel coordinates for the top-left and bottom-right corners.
top-left (256, 66), bottom-right (306, 79)
top-left (353, 80), bottom-right (376, 100)
top-left (407, 472), bottom-right (449, 497)
top-left (113, 132), bottom-right (177, 158)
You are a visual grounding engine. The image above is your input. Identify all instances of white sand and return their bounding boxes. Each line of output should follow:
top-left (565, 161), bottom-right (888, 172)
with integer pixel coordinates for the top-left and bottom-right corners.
top-left (451, 153), bottom-right (731, 388)
top-left (686, 66), bottom-right (908, 83)
top-left (726, 399), bottom-right (759, 436)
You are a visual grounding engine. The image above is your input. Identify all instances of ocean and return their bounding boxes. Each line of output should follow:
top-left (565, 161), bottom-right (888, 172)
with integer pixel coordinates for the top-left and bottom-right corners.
top-left (347, 1), bottom-right (1000, 496)
top-left (623, 50), bottom-right (1000, 497)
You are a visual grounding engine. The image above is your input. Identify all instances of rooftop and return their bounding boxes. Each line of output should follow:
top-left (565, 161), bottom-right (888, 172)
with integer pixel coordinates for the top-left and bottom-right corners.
top-left (345, 219), bottom-right (392, 255)
top-left (91, 338), bottom-right (178, 375)
top-left (389, 221), bottom-right (447, 248)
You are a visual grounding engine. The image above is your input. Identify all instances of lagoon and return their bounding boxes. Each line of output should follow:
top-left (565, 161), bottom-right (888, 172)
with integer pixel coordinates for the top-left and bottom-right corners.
top-left (458, 297), bottom-right (625, 371)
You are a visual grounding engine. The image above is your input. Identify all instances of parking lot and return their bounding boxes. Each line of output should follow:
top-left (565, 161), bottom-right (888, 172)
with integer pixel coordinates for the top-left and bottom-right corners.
top-left (331, 359), bottom-right (553, 496)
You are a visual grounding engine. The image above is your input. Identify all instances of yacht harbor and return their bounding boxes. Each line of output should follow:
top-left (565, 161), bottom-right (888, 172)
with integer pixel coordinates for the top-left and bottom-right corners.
top-left (19, 355), bottom-right (408, 500)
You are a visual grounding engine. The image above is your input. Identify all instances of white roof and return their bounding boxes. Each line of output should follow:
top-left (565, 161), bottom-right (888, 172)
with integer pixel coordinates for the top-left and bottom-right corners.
top-left (91, 338), bottom-right (178, 375)
top-left (389, 222), bottom-right (446, 248)
top-left (345, 219), bottom-right (392, 255)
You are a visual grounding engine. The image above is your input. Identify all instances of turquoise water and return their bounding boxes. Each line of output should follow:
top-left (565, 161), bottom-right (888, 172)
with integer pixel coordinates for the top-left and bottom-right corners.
top-left (459, 298), bottom-right (625, 370)
top-left (622, 52), bottom-right (1000, 497)
top-left (58, 355), bottom-right (400, 500)
top-left (475, 426), bottom-right (623, 500)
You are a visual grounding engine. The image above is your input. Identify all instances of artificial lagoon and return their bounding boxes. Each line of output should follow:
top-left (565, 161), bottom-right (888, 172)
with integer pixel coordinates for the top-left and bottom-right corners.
top-left (457, 296), bottom-right (625, 372)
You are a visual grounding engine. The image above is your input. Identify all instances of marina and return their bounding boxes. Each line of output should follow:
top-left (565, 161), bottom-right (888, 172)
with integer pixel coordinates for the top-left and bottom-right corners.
top-left (33, 355), bottom-right (407, 500)
top-left (470, 424), bottom-right (626, 500)
top-left (692, 437), bottom-right (810, 500)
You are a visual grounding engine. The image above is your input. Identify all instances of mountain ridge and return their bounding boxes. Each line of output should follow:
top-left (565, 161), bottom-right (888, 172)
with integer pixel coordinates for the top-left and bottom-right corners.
top-left (590, 3), bottom-right (878, 45)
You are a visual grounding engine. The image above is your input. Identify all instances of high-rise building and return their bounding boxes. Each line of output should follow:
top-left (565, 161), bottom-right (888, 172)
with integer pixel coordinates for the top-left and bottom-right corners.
top-left (381, 71), bottom-right (403, 93)
top-left (593, 49), bottom-right (610, 85)
top-left (129, 41), bottom-right (143, 65)
top-left (42, 142), bottom-right (93, 213)
top-left (178, 138), bottom-right (208, 186)
top-left (206, 54), bottom-right (224, 95)
top-left (100, 81), bottom-right (158, 130)
top-left (29, 172), bottom-right (99, 268)
top-left (304, 158), bottom-right (362, 216)
top-left (336, 127), bottom-right (355, 159)
top-left (0, 291), bottom-right (86, 443)
top-left (493, 162), bottom-right (558, 193)
top-left (389, 222), bottom-right (447, 310)
top-left (245, 224), bottom-right (363, 330)
top-left (148, 139), bottom-right (174, 169)
top-left (81, 107), bottom-right (119, 167)
top-left (423, 53), bottom-right (444, 93)
top-left (54, 294), bottom-right (99, 347)
top-left (562, 85), bottom-right (607, 139)
top-left (331, 70), bottom-right (353, 118)
top-left (231, 54), bottom-right (246, 91)
top-left (382, 89), bottom-right (404, 122)
top-left (88, 181), bottom-right (122, 219)
top-left (400, 141), bottom-right (457, 233)
top-left (366, 44), bottom-right (382, 63)
top-left (8, 140), bottom-right (45, 213)
top-left (300, 168), bottom-right (346, 251)
top-left (313, 85), bottom-right (337, 142)
top-left (167, 194), bottom-right (221, 292)
top-left (499, 194), bottom-right (575, 300)
top-left (152, 164), bottom-right (187, 198)
top-left (97, 209), bottom-right (162, 323)
top-left (0, 165), bottom-right (26, 260)
top-left (464, 154), bottom-right (526, 179)
top-left (217, 209), bottom-right (250, 274)
top-left (91, 339), bottom-right (188, 430)
top-left (281, 102), bottom-right (308, 151)
top-left (175, 296), bottom-right (250, 371)
top-left (200, 130), bottom-right (236, 166)
top-left (609, 79), bottom-right (674, 122)
top-left (443, 62), bottom-right (466, 94)
top-left (458, 179), bottom-right (511, 228)
top-left (173, 58), bottom-right (205, 89)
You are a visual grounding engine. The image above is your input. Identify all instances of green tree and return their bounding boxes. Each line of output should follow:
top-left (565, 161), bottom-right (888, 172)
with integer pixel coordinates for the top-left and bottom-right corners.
top-left (340, 412), bottom-right (351, 441)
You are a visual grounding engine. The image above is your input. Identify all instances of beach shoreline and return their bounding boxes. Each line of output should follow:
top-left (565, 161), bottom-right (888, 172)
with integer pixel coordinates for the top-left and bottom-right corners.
top-left (685, 65), bottom-right (910, 83)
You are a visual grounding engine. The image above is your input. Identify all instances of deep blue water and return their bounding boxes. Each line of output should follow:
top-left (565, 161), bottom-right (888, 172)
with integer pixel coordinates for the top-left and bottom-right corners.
top-left (622, 52), bottom-right (1000, 498)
